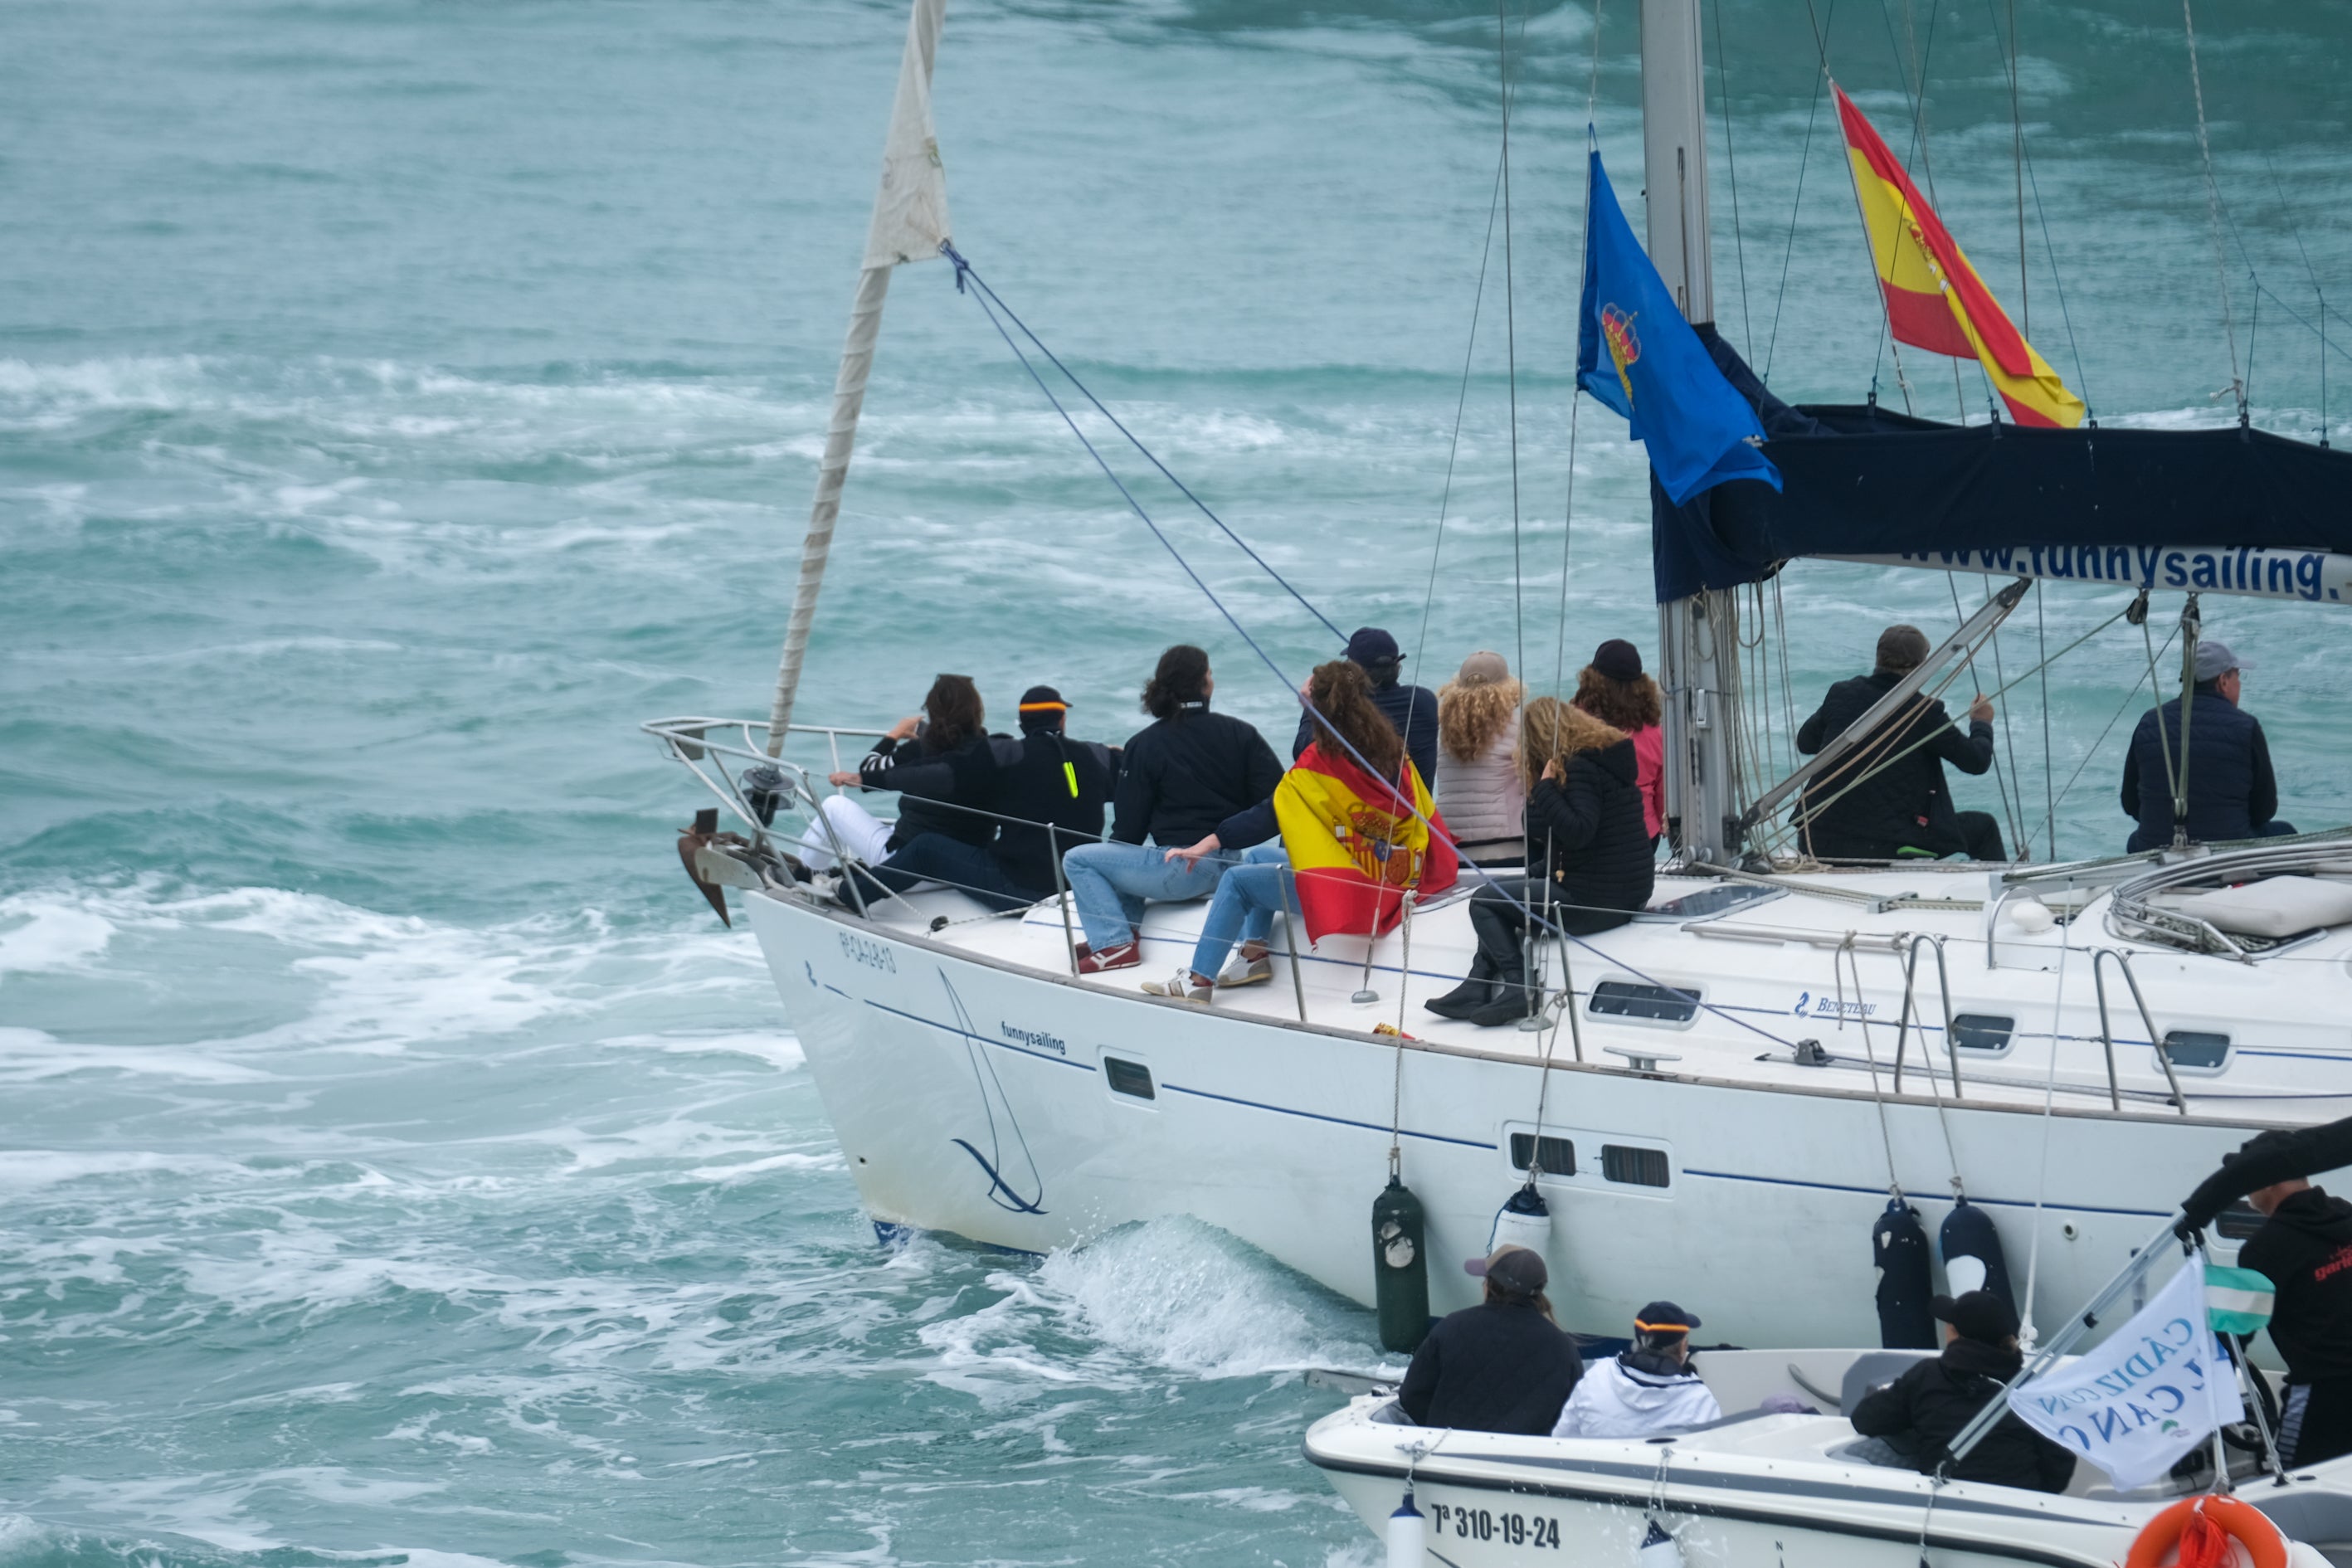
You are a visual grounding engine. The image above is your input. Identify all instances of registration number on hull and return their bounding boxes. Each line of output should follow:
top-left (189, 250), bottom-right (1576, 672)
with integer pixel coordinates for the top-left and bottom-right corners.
top-left (1429, 1503), bottom-right (1561, 1549)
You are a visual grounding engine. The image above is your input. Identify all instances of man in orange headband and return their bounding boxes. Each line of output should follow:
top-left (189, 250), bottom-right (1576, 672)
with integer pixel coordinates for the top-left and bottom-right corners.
top-left (1550, 1299), bottom-right (1721, 1439)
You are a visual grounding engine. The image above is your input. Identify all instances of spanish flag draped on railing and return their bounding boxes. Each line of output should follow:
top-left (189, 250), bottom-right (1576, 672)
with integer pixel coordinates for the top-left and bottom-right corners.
top-left (1833, 84), bottom-right (2086, 429)
top-left (1273, 743), bottom-right (1458, 943)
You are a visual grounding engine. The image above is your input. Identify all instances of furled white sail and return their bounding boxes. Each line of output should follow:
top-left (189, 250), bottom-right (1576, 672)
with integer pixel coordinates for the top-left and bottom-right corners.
top-left (768, 0), bottom-right (951, 752)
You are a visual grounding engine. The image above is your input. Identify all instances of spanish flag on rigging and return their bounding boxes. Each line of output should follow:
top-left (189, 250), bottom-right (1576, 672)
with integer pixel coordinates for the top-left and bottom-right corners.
top-left (1273, 743), bottom-right (1457, 945)
top-left (1833, 84), bottom-right (2085, 429)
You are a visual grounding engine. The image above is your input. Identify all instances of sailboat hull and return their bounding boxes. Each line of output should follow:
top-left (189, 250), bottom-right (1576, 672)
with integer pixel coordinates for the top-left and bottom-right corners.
top-left (744, 889), bottom-right (2262, 1347)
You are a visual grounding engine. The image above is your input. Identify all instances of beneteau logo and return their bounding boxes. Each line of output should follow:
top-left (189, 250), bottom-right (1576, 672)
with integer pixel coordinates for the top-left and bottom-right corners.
top-left (1600, 303), bottom-right (1641, 404)
top-left (1794, 991), bottom-right (1875, 1019)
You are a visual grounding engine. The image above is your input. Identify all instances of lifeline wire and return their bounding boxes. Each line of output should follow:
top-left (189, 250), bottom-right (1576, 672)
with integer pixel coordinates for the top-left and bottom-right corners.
top-left (944, 245), bottom-right (1815, 1053)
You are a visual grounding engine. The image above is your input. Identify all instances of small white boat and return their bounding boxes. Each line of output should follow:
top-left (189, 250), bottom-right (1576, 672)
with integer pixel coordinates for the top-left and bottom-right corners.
top-left (1307, 1346), bottom-right (2352, 1568)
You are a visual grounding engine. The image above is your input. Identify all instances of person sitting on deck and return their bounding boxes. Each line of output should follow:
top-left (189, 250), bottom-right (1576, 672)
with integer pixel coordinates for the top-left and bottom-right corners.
top-left (1428, 698), bottom-right (1653, 1029)
top-left (1291, 627), bottom-right (1439, 791)
top-left (1794, 625), bottom-right (2005, 863)
top-left (1551, 1301), bottom-right (1721, 1439)
top-left (802, 674), bottom-right (996, 871)
top-left (2121, 639), bottom-right (2296, 851)
top-left (1848, 1290), bottom-right (2075, 1493)
top-left (1433, 650), bottom-right (1527, 866)
top-left (1142, 660), bottom-right (1429, 1004)
top-left (1571, 640), bottom-right (1666, 845)
top-left (1059, 645), bottom-right (1283, 973)
top-left (833, 685), bottom-right (1117, 913)
top-left (1397, 1244), bottom-right (1583, 1436)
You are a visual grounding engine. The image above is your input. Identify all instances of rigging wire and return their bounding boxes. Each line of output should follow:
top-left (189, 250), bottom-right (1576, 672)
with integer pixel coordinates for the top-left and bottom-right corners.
top-left (2036, 587), bottom-right (2057, 859)
top-left (2264, 154), bottom-right (2330, 446)
top-left (1768, 0), bottom-right (1838, 384)
top-left (2180, 0), bottom-right (2247, 422)
top-left (1411, 149), bottom-right (1509, 683)
top-left (2003, 0), bottom-right (2026, 333)
top-left (2047, 624), bottom-right (2178, 821)
top-left (1497, 0), bottom-right (1527, 691)
top-left (1948, 574), bottom-right (2028, 855)
top-left (942, 249), bottom-right (1343, 641)
top-left (1550, 5), bottom-right (1605, 699)
top-left (1709, 0), bottom-right (1755, 359)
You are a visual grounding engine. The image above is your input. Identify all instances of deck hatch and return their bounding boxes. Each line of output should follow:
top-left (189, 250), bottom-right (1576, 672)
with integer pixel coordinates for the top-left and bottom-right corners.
top-left (1587, 981), bottom-right (1701, 1024)
top-left (1103, 1057), bottom-right (1157, 1099)
top-left (1507, 1133), bottom-right (1577, 1178)
top-left (1601, 1144), bottom-right (1671, 1188)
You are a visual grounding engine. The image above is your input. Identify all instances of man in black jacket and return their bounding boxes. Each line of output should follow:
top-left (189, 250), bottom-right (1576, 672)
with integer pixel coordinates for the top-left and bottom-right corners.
top-left (2233, 1131), bottom-right (2352, 1467)
top-left (1795, 625), bottom-right (2005, 862)
top-left (840, 687), bottom-right (1117, 913)
top-left (1396, 1245), bottom-right (1582, 1435)
top-left (2121, 640), bottom-right (2295, 851)
top-left (1292, 627), bottom-right (1439, 788)
top-left (1849, 1291), bottom-right (2075, 1493)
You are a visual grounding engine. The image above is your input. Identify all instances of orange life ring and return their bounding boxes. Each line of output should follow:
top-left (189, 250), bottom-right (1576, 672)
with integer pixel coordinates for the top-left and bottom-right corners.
top-left (2125, 1494), bottom-right (2288, 1568)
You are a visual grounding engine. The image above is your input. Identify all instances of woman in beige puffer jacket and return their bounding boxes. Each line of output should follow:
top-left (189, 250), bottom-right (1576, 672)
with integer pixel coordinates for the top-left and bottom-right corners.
top-left (1434, 650), bottom-right (1527, 864)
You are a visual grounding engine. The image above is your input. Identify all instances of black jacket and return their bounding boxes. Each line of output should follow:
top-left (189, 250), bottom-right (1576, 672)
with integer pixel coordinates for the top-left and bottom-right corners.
top-left (877, 733), bottom-right (1119, 894)
top-left (2239, 1186), bottom-right (2352, 1383)
top-left (1850, 1337), bottom-right (2075, 1493)
top-left (1397, 1299), bottom-right (1583, 1436)
top-left (1294, 679), bottom-right (1439, 792)
top-left (1796, 673), bottom-right (1994, 859)
top-left (1112, 705), bottom-right (1284, 848)
top-left (855, 733), bottom-right (1000, 850)
top-left (2121, 689), bottom-right (2281, 851)
top-left (1528, 739), bottom-right (1655, 914)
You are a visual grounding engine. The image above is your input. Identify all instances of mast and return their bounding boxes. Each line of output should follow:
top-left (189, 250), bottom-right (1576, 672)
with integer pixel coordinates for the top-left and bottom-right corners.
top-left (1640, 0), bottom-right (1742, 864)
top-left (766, 0), bottom-right (953, 756)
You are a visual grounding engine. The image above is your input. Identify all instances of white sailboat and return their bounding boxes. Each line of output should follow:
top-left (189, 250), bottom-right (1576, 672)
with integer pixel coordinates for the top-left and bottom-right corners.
top-left (650, 0), bottom-right (2352, 1357)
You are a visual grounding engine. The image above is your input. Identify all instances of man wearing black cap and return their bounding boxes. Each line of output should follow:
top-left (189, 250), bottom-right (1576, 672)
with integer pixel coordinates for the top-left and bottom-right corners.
top-left (838, 685), bottom-right (1117, 912)
top-left (1848, 1290), bottom-right (2075, 1491)
top-left (1794, 624), bottom-right (2005, 862)
top-left (1551, 1302), bottom-right (1721, 1439)
top-left (1293, 627), bottom-right (1439, 791)
top-left (2121, 639), bottom-right (2295, 852)
top-left (1396, 1244), bottom-right (1582, 1435)
top-left (2228, 1132), bottom-right (2352, 1468)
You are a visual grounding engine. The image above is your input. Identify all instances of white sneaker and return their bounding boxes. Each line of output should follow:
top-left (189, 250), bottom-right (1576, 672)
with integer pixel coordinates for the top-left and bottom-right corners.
top-left (1215, 954), bottom-right (1274, 988)
top-left (1141, 971), bottom-right (1214, 1004)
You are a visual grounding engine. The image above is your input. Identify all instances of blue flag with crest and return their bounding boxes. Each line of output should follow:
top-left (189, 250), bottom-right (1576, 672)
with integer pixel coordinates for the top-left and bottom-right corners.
top-left (1575, 149), bottom-right (1781, 504)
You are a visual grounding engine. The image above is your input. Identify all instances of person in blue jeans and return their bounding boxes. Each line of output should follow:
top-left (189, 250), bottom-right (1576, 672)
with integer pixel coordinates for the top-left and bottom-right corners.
top-left (1144, 660), bottom-right (1406, 1005)
top-left (1061, 645), bottom-right (1283, 972)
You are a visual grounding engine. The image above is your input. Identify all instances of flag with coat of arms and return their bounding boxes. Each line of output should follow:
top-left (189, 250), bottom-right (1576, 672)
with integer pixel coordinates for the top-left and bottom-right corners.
top-left (1574, 147), bottom-right (1782, 505)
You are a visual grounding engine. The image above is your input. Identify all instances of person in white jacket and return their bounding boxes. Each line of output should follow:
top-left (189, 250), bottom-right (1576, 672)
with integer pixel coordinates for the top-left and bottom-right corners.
top-left (1432, 650), bottom-right (1526, 864)
top-left (1551, 1300), bottom-right (1721, 1439)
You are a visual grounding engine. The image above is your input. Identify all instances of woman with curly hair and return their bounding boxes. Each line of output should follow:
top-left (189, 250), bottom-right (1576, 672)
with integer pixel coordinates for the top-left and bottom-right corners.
top-left (1143, 660), bottom-right (1411, 1004)
top-left (1434, 650), bottom-right (1527, 865)
top-left (1427, 695), bottom-right (1654, 1027)
top-left (1572, 639), bottom-right (1666, 843)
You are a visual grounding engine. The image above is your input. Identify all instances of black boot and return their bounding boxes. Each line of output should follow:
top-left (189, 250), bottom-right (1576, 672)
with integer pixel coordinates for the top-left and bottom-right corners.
top-left (1467, 950), bottom-right (1534, 1028)
top-left (1424, 951), bottom-right (1498, 1020)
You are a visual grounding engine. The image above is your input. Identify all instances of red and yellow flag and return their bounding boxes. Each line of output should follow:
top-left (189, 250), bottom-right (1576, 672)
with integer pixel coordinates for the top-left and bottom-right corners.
top-left (1273, 743), bottom-right (1458, 944)
top-left (1834, 85), bottom-right (2085, 429)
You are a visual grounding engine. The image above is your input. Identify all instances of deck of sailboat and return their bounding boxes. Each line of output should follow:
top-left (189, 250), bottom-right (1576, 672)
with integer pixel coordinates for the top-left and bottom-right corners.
top-left (796, 851), bottom-right (2352, 1129)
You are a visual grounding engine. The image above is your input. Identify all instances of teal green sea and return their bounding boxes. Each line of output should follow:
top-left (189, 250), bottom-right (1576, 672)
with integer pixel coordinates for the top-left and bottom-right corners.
top-left (2, 1), bottom-right (2348, 1563)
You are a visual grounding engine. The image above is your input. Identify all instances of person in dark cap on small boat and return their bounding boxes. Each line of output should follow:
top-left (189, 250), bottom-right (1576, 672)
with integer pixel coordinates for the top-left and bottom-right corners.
top-left (1395, 1244), bottom-right (1581, 1435)
top-left (1293, 627), bottom-right (1439, 791)
top-left (2225, 1128), bottom-right (2352, 1468)
top-left (2121, 639), bottom-right (2295, 852)
top-left (1551, 1301), bottom-right (1721, 1439)
top-left (1848, 1290), bottom-right (2075, 1492)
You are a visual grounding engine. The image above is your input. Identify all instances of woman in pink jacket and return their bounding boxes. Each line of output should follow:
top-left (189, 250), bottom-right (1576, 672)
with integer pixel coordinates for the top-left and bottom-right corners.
top-left (1573, 639), bottom-right (1665, 845)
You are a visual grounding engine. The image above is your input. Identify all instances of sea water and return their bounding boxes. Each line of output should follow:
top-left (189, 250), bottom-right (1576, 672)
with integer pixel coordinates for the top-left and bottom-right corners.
top-left (2, 1), bottom-right (2347, 1562)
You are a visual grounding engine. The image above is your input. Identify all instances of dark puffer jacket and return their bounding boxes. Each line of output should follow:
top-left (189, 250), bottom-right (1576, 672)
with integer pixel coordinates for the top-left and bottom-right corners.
top-left (2121, 689), bottom-right (2280, 850)
top-left (1850, 1336), bottom-right (2076, 1493)
top-left (1527, 738), bottom-right (1655, 914)
top-left (1795, 673), bottom-right (1993, 859)
top-left (1396, 1298), bottom-right (1584, 1436)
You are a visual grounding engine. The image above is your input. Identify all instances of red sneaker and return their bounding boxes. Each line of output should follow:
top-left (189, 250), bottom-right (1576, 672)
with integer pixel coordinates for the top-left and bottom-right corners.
top-left (1077, 939), bottom-right (1141, 973)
